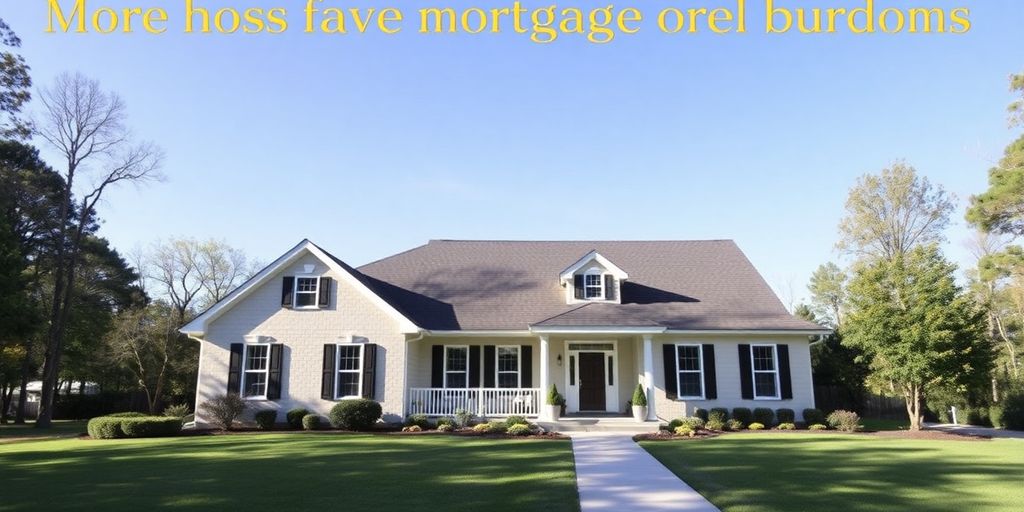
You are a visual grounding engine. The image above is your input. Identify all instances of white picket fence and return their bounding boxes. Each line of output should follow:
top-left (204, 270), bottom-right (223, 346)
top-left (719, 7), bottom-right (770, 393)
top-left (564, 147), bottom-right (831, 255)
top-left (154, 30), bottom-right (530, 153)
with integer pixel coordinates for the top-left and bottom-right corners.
top-left (407, 388), bottom-right (541, 417)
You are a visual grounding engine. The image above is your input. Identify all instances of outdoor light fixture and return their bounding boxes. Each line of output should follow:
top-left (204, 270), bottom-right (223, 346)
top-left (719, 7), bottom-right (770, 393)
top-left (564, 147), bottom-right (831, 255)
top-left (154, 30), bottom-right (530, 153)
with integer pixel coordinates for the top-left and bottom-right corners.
top-left (557, 354), bottom-right (563, 366)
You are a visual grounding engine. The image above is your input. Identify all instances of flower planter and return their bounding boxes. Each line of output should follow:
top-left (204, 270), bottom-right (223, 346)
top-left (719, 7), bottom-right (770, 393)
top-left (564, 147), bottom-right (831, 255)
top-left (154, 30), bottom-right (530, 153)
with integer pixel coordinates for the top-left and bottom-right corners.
top-left (632, 405), bottom-right (648, 422)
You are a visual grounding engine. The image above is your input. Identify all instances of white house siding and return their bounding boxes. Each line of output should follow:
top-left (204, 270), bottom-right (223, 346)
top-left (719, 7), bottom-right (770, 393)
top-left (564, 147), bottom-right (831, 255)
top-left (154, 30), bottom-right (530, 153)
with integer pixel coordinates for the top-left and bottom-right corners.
top-left (195, 253), bottom-right (408, 426)
top-left (651, 334), bottom-right (816, 422)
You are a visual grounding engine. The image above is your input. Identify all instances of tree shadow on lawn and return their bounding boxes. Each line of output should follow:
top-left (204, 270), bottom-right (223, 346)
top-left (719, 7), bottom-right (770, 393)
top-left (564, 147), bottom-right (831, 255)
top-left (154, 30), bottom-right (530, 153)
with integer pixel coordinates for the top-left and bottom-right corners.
top-left (642, 435), bottom-right (1024, 512)
top-left (0, 435), bottom-right (579, 512)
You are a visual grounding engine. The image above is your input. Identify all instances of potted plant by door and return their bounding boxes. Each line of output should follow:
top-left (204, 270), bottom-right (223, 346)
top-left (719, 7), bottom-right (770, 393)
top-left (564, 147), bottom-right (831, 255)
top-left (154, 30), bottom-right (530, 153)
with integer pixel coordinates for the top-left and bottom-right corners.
top-left (545, 384), bottom-right (563, 421)
top-left (631, 384), bottom-right (648, 422)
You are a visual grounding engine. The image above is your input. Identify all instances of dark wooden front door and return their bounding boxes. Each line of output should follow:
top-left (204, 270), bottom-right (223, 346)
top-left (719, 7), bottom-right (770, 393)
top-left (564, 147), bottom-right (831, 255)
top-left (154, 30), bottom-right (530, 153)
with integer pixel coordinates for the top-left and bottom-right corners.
top-left (578, 352), bottom-right (606, 411)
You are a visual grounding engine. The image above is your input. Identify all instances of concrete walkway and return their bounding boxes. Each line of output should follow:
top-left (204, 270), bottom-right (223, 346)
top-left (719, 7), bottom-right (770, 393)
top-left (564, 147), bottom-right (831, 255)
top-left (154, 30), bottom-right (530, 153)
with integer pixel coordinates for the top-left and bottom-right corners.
top-left (926, 423), bottom-right (1024, 440)
top-left (570, 433), bottom-right (719, 511)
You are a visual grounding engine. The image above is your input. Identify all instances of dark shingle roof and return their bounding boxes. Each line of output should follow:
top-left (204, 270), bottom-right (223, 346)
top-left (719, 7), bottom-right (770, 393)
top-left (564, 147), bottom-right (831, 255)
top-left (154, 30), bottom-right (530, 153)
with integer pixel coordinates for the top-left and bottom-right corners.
top-left (349, 240), bottom-right (822, 332)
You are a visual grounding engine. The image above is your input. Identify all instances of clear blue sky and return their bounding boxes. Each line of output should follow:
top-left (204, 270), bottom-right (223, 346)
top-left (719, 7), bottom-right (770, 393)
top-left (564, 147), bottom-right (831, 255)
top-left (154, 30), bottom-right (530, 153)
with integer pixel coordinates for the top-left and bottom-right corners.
top-left (6, 0), bottom-right (1023, 306)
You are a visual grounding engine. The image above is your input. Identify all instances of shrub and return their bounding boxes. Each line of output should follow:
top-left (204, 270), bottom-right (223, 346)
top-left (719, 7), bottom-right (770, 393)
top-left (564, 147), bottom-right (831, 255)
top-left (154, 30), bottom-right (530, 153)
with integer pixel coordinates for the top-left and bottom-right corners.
top-left (1002, 387), bottom-right (1024, 430)
top-left (486, 420), bottom-right (507, 433)
top-left (632, 384), bottom-right (648, 407)
top-left (826, 409), bottom-right (861, 432)
top-left (674, 425), bottom-right (695, 436)
top-left (505, 415), bottom-right (529, 427)
top-left (162, 404), bottom-right (190, 418)
top-left (989, 406), bottom-right (1005, 429)
top-left (693, 408), bottom-right (709, 422)
top-left (435, 417), bottom-right (455, 429)
top-left (88, 415), bottom-right (182, 439)
top-left (120, 417), bottom-right (183, 438)
top-left (507, 424), bottom-right (532, 436)
top-left (286, 408), bottom-right (310, 429)
top-left (87, 417), bottom-right (125, 439)
top-left (403, 425), bottom-right (422, 432)
top-left (473, 422), bottom-right (493, 433)
top-left (709, 408), bottom-right (729, 423)
top-left (706, 419), bottom-right (725, 431)
top-left (808, 423), bottom-right (828, 431)
top-left (753, 408), bottom-right (774, 426)
top-left (455, 408), bottom-right (474, 428)
top-left (437, 423), bottom-right (454, 433)
top-left (546, 384), bottom-right (564, 406)
top-left (404, 414), bottom-right (432, 429)
top-left (200, 394), bottom-right (248, 431)
top-left (667, 417), bottom-right (704, 431)
top-left (777, 422), bottom-right (796, 430)
top-left (666, 418), bottom-right (684, 431)
top-left (748, 422), bottom-right (765, 430)
top-left (254, 410), bottom-right (277, 430)
top-left (107, 412), bottom-right (147, 418)
top-left (802, 408), bottom-right (826, 426)
top-left (731, 407), bottom-right (752, 425)
top-left (302, 414), bottom-right (321, 430)
top-left (966, 407), bottom-right (992, 427)
top-left (726, 418), bottom-right (744, 431)
top-left (776, 408), bottom-right (795, 424)
top-left (329, 399), bottom-right (382, 431)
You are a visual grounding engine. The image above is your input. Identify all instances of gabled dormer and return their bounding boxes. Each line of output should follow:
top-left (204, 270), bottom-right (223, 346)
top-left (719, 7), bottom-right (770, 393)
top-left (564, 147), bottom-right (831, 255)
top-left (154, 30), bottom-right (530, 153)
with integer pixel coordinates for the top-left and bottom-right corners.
top-left (559, 250), bottom-right (628, 305)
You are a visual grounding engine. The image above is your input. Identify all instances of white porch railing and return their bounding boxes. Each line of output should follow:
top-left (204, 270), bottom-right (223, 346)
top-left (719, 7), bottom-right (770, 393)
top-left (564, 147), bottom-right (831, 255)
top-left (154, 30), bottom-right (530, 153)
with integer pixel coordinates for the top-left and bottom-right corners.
top-left (407, 388), bottom-right (541, 417)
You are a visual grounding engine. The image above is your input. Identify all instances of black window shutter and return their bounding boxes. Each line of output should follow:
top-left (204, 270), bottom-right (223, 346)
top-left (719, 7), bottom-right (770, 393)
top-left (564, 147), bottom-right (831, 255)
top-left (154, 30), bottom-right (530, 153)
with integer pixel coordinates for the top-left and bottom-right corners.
top-left (701, 344), bottom-right (717, 399)
top-left (361, 344), bottom-right (378, 400)
top-left (738, 344), bottom-right (753, 399)
top-left (521, 345), bottom-right (533, 388)
top-left (267, 344), bottom-right (283, 400)
top-left (318, 277), bottom-right (332, 307)
top-left (777, 344), bottom-right (793, 399)
top-left (431, 345), bottom-right (444, 387)
top-left (662, 344), bottom-right (678, 400)
top-left (227, 343), bottom-right (244, 394)
top-left (574, 275), bottom-right (584, 299)
top-left (469, 346), bottom-right (481, 387)
top-left (604, 275), bottom-right (615, 300)
top-left (281, 277), bottom-right (294, 307)
top-left (483, 345), bottom-right (496, 388)
top-left (321, 344), bottom-right (336, 400)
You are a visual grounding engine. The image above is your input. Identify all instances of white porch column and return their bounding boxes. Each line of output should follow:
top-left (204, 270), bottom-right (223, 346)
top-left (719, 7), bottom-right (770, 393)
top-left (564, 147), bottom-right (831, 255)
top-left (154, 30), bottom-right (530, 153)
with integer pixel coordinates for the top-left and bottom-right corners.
top-left (643, 334), bottom-right (657, 421)
top-left (539, 334), bottom-right (550, 419)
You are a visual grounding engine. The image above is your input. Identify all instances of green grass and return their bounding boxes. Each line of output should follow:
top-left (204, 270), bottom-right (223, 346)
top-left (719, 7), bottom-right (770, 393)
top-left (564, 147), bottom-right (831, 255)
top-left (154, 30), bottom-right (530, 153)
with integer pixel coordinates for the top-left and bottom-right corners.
top-left (860, 417), bottom-right (910, 431)
top-left (0, 433), bottom-right (578, 511)
top-left (642, 434), bottom-right (1024, 512)
top-left (0, 420), bottom-right (88, 441)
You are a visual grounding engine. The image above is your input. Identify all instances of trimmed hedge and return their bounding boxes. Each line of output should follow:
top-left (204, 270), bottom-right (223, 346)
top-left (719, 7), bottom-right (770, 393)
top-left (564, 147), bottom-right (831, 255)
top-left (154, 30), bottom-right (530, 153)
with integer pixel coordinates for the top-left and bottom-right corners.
top-left (329, 399), bottom-right (382, 431)
top-left (776, 408), bottom-right (795, 424)
top-left (254, 410), bottom-right (278, 430)
top-left (88, 415), bottom-right (182, 439)
top-left (693, 408), bottom-right (709, 422)
top-left (709, 408), bottom-right (729, 423)
top-left (731, 407), bottom-right (753, 425)
top-left (506, 424), bottom-right (532, 436)
top-left (404, 414), bottom-right (432, 429)
top-left (302, 414), bottom-right (322, 430)
top-left (287, 408), bottom-right (310, 429)
top-left (802, 408), bottom-right (825, 425)
top-left (753, 408), bottom-right (775, 426)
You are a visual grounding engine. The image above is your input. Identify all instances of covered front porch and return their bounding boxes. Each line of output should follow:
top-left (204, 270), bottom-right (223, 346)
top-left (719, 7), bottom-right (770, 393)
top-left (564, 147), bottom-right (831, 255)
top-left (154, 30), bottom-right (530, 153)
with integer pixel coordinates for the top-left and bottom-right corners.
top-left (404, 330), bottom-right (663, 421)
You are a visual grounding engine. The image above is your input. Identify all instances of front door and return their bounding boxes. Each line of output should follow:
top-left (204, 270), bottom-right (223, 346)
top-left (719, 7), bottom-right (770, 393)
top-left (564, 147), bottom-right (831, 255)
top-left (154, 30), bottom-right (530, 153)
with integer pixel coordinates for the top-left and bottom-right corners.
top-left (578, 352), bottom-right (607, 411)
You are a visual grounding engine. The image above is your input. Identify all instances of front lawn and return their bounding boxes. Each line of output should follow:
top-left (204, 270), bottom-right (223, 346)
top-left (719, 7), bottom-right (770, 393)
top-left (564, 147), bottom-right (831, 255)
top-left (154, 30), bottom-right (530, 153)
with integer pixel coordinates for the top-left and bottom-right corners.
top-left (0, 433), bottom-right (579, 511)
top-left (0, 420), bottom-right (87, 442)
top-left (642, 434), bottom-right (1024, 512)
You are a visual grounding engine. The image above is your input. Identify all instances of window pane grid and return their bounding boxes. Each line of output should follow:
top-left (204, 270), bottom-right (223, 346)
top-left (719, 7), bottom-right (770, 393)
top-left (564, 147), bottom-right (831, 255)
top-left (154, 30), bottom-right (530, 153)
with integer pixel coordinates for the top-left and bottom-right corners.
top-left (336, 345), bottom-right (362, 398)
top-left (445, 347), bottom-right (468, 388)
top-left (752, 345), bottom-right (779, 398)
top-left (584, 274), bottom-right (603, 299)
top-left (243, 345), bottom-right (269, 398)
top-left (676, 345), bottom-right (703, 398)
top-left (497, 346), bottom-right (519, 388)
top-left (295, 277), bottom-right (318, 307)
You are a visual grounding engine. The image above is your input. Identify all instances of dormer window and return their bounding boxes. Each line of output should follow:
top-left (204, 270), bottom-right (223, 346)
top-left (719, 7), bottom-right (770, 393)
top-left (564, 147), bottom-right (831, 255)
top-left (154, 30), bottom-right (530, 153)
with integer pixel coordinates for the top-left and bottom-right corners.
top-left (584, 273), bottom-right (604, 299)
top-left (281, 275), bottom-right (333, 309)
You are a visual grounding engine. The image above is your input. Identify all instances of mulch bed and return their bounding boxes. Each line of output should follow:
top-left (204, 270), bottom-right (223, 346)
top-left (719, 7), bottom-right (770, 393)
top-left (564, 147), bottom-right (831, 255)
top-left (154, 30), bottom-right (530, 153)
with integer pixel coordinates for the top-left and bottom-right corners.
top-left (633, 427), bottom-right (990, 442)
top-left (80, 426), bottom-right (568, 440)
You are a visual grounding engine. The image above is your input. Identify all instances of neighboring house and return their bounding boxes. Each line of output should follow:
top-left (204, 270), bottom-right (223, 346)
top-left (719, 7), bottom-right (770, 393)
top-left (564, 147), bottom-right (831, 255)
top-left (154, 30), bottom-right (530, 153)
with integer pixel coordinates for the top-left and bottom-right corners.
top-left (181, 239), bottom-right (827, 427)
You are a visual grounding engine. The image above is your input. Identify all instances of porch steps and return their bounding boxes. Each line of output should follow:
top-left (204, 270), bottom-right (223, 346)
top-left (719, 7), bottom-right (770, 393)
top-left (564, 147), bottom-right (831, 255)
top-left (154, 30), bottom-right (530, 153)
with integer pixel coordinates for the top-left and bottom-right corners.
top-left (539, 416), bottom-right (660, 434)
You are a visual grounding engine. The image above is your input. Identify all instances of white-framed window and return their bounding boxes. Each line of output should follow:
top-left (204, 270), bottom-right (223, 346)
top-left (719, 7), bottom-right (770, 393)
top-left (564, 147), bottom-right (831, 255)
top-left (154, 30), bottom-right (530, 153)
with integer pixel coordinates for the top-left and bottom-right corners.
top-left (584, 273), bottom-right (604, 299)
top-left (242, 344), bottom-right (270, 399)
top-left (751, 344), bottom-right (780, 399)
top-left (496, 346), bottom-right (521, 388)
top-left (294, 276), bottom-right (319, 308)
top-left (675, 344), bottom-right (704, 399)
top-left (444, 346), bottom-right (469, 388)
top-left (335, 344), bottom-right (363, 399)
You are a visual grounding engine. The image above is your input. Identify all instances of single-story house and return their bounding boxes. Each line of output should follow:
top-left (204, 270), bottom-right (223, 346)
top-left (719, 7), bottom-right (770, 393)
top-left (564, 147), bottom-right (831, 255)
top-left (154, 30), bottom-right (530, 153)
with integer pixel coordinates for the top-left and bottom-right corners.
top-left (181, 239), bottom-right (828, 427)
